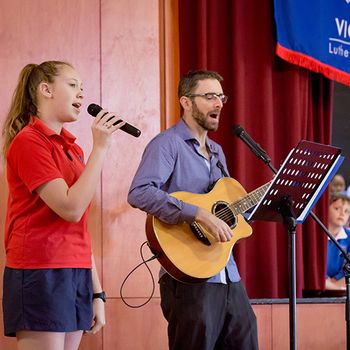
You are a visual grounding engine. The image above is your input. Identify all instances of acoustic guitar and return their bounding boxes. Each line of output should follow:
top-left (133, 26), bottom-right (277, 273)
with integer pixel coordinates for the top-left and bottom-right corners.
top-left (145, 177), bottom-right (270, 283)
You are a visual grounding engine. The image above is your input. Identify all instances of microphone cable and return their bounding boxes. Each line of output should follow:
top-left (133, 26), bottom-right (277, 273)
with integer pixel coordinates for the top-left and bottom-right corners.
top-left (119, 241), bottom-right (159, 308)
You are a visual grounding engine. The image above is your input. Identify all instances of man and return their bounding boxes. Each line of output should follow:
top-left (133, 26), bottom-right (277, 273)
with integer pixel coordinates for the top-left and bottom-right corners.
top-left (128, 70), bottom-right (258, 350)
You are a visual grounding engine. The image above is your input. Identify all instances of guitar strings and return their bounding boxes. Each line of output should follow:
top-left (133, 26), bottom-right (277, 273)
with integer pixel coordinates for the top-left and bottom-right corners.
top-left (204, 192), bottom-right (257, 222)
top-left (211, 183), bottom-right (270, 222)
top-left (192, 182), bottom-right (270, 238)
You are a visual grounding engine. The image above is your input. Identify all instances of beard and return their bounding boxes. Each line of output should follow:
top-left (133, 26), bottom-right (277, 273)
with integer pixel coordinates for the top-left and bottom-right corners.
top-left (192, 100), bottom-right (219, 132)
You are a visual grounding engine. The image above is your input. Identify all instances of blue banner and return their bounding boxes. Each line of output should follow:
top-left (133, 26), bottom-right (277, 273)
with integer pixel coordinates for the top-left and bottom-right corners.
top-left (274, 0), bottom-right (350, 86)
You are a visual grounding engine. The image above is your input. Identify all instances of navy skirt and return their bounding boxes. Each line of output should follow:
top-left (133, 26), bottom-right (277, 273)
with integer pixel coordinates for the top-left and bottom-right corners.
top-left (2, 267), bottom-right (93, 337)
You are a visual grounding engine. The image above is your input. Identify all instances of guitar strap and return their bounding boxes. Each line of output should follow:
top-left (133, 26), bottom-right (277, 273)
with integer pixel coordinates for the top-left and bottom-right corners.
top-left (216, 160), bottom-right (229, 177)
top-left (206, 160), bottom-right (229, 193)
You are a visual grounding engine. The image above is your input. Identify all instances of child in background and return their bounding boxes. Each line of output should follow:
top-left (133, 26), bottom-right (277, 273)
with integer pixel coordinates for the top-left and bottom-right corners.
top-left (326, 192), bottom-right (350, 290)
top-left (329, 173), bottom-right (346, 194)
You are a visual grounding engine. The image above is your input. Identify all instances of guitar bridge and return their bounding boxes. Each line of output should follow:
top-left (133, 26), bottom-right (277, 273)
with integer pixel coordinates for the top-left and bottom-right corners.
top-left (190, 222), bottom-right (211, 246)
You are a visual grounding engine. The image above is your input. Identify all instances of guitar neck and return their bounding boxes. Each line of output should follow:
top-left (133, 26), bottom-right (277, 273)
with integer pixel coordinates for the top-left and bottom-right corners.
top-left (230, 182), bottom-right (271, 215)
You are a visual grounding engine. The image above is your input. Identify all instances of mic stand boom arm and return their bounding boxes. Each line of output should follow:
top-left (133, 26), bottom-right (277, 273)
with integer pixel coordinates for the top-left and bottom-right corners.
top-left (233, 124), bottom-right (271, 165)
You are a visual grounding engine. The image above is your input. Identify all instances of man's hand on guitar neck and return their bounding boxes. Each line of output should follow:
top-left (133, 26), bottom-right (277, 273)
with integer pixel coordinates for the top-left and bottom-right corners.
top-left (195, 207), bottom-right (233, 243)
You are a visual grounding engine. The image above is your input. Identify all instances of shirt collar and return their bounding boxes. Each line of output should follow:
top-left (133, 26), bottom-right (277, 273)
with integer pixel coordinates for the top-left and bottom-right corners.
top-left (337, 227), bottom-right (348, 240)
top-left (174, 118), bottom-right (220, 155)
top-left (329, 226), bottom-right (348, 240)
top-left (31, 117), bottom-right (76, 146)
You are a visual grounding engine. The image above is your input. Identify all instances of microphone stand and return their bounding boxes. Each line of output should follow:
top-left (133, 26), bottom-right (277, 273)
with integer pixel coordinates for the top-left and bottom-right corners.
top-left (237, 133), bottom-right (350, 350)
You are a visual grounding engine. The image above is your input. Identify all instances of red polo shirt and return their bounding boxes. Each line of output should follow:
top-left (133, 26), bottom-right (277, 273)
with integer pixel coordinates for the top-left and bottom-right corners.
top-left (4, 117), bottom-right (92, 269)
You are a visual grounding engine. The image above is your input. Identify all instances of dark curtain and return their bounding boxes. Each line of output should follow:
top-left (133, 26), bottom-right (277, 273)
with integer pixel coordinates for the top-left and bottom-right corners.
top-left (178, 0), bottom-right (333, 298)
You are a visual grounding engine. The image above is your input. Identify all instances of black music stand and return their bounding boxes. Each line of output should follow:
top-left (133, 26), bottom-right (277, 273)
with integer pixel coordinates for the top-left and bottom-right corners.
top-left (248, 140), bottom-right (344, 350)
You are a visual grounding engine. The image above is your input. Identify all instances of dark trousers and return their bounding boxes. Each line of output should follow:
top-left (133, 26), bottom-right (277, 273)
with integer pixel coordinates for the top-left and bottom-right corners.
top-left (159, 274), bottom-right (258, 350)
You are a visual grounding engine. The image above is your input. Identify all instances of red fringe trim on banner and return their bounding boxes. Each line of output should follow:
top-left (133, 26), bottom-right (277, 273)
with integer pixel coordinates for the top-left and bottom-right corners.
top-left (276, 43), bottom-right (350, 87)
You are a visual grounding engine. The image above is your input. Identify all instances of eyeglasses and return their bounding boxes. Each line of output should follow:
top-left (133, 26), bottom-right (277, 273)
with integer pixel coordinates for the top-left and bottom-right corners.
top-left (186, 93), bottom-right (228, 104)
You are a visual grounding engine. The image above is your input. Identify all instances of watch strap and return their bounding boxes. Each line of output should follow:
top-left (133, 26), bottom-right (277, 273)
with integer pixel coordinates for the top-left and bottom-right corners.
top-left (93, 291), bottom-right (106, 302)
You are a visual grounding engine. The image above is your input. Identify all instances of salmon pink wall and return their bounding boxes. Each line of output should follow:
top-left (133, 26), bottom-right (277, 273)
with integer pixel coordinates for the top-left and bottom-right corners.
top-left (0, 1), bottom-right (166, 349)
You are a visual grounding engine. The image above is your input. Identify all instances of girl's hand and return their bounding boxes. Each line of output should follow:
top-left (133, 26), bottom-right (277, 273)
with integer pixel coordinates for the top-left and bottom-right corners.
top-left (91, 109), bottom-right (126, 148)
top-left (86, 298), bottom-right (106, 335)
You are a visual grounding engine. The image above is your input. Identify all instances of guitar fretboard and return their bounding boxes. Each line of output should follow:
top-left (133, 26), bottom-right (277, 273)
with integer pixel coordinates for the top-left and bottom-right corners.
top-left (229, 182), bottom-right (271, 215)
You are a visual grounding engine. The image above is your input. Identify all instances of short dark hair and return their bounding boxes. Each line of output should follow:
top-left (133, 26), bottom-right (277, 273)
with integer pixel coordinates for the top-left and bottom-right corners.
top-left (178, 70), bottom-right (223, 98)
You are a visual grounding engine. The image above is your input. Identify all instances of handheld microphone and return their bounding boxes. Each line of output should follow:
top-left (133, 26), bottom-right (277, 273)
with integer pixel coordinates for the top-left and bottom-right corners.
top-left (233, 124), bottom-right (270, 164)
top-left (87, 103), bottom-right (141, 138)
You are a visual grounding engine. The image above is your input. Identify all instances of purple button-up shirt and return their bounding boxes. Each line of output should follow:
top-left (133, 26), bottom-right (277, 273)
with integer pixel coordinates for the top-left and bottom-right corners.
top-left (128, 118), bottom-right (240, 283)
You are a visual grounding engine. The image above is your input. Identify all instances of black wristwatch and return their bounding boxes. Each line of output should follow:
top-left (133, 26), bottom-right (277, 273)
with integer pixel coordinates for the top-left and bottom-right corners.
top-left (93, 291), bottom-right (106, 302)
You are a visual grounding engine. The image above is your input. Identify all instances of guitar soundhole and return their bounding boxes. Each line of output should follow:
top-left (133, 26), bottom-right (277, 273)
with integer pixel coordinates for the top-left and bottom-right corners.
top-left (212, 201), bottom-right (237, 229)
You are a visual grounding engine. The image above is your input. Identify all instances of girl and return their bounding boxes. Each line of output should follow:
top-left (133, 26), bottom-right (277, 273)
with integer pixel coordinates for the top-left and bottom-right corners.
top-left (2, 61), bottom-right (125, 350)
